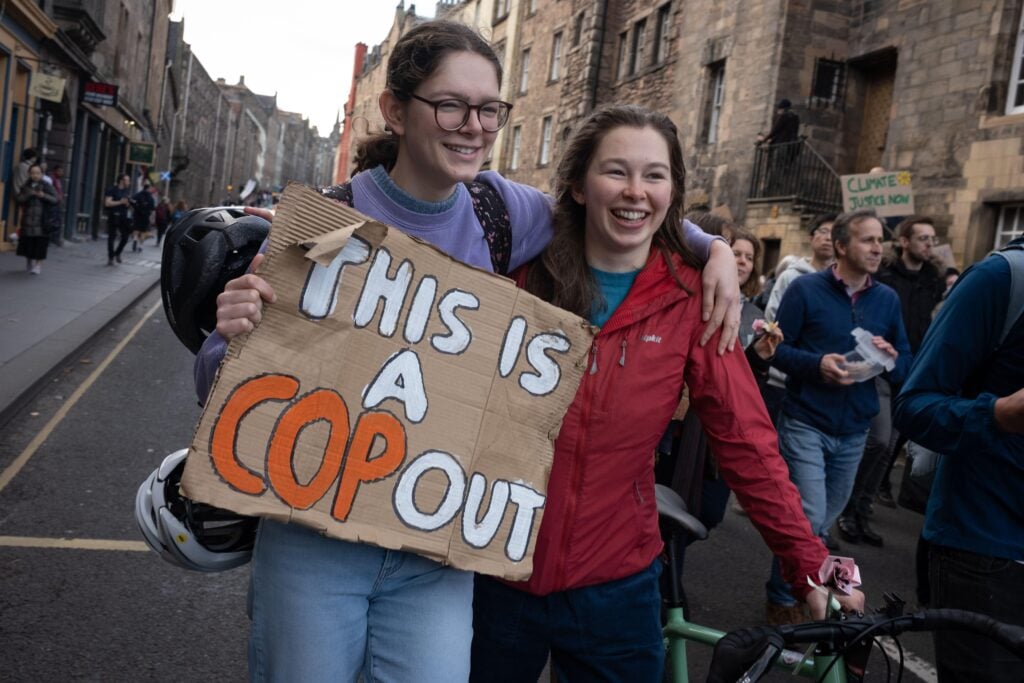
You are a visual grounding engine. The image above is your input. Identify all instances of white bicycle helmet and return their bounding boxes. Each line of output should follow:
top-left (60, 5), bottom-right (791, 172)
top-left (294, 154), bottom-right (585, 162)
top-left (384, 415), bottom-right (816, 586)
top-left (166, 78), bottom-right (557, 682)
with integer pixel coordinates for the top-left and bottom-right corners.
top-left (134, 449), bottom-right (257, 572)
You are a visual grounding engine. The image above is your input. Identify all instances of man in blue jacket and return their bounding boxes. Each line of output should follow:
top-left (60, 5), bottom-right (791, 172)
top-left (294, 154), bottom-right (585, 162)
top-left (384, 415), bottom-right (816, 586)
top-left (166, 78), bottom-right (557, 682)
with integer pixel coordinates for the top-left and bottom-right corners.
top-left (893, 237), bottom-right (1023, 682)
top-left (764, 209), bottom-right (911, 621)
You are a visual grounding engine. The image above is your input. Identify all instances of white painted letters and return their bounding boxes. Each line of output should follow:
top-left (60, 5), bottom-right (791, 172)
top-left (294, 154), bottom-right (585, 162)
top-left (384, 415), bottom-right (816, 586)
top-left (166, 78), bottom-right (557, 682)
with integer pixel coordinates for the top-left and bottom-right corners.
top-left (462, 474), bottom-right (511, 548)
top-left (354, 248), bottom-right (413, 337)
top-left (299, 236), bottom-right (371, 319)
top-left (393, 450), bottom-right (466, 531)
top-left (363, 349), bottom-right (428, 423)
top-left (519, 333), bottom-right (571, 396)
top-left (498, 316), bottom-right (527, 378)
top-left (431, 290), bottom-right (479, 355)
top-left (506, 483), bottom-right (546, 562)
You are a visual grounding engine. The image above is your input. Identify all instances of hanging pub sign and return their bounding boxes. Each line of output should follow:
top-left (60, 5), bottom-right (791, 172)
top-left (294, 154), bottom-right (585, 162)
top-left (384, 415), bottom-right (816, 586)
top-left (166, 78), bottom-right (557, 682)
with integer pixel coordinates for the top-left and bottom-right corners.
top-left (82, 81), bottom-right (118, 107)
top-left (127, 141), bottom-right (156, 166)
top-left (29, 72), bottom-right (66, 103)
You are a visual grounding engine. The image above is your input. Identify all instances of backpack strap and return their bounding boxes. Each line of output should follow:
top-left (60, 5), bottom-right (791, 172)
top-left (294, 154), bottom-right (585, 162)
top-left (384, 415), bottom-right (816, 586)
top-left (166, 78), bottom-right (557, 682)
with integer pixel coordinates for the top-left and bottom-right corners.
top-left (318, 179), bottom-right (512, 275)
top-left (994, 244), bottom-right (1024, 347)
top-left (319, 182), bottom-right (354, 207)
top-left (466, 180), bottom-right (512, 275)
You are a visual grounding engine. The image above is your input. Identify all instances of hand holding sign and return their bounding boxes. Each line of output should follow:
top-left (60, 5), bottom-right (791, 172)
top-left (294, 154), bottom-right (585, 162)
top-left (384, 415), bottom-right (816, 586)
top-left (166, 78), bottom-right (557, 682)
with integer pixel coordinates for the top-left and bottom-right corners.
top-left (183, 184), bottom-right (594, 579)
top-left (215, 254), bottom-right (278, 339)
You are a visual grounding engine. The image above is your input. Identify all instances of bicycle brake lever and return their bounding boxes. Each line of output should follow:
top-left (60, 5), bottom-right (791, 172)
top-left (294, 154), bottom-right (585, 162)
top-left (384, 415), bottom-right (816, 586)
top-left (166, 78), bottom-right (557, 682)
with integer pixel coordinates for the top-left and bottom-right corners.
top-left (737, 644), bottom-right (782, 683)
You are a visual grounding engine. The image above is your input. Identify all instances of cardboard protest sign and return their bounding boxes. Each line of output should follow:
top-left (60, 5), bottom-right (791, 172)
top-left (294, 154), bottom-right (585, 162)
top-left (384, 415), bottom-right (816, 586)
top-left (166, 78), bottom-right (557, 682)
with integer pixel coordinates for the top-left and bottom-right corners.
top-left (182, 184), bottom-right (594, 579)
top-left (840, 171), bottom-right (915, 217)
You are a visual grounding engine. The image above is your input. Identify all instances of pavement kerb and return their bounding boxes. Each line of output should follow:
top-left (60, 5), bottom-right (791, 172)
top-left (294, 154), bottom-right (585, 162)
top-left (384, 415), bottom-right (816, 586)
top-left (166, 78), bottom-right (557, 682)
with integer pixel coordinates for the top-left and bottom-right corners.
top-left (0, 268), bottom-right (161, 429)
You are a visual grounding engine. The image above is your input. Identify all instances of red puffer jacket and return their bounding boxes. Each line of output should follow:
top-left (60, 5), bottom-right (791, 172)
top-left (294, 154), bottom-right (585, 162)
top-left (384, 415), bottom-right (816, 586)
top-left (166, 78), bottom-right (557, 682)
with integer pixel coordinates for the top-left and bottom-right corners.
top-left (513, 248), bottom-right (827, 598)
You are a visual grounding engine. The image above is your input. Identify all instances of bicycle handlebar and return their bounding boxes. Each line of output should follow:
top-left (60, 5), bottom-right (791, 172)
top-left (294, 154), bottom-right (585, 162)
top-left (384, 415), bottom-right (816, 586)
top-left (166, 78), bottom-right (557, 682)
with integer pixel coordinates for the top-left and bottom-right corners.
top-left (707, 608), bottom-right (1024, 683)
top-left (775, 608), bottom-right (1024, 654)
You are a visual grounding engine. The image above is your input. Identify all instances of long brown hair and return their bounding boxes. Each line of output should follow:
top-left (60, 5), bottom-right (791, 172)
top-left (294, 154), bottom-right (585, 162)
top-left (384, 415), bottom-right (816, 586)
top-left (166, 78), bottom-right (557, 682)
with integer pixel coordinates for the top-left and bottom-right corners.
top-left (729, 227), bottom-right (763, 298)
top-left (525, 104), bottom-right (701, 319)
top-left (353, 20), bottom-right (503, 174)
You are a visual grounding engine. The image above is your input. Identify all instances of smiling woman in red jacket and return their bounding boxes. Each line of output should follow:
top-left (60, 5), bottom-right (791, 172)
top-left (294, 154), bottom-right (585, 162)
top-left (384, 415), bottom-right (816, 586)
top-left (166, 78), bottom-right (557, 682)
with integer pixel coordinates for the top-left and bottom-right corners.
top-left (469, 105), bottom-right (865, 682)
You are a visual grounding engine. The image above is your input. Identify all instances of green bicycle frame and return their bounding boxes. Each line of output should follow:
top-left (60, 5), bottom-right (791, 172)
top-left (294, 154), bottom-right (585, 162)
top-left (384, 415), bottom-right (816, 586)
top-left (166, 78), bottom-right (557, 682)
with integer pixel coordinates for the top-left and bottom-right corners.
top-left (662, 605), bottom-right (848, 683)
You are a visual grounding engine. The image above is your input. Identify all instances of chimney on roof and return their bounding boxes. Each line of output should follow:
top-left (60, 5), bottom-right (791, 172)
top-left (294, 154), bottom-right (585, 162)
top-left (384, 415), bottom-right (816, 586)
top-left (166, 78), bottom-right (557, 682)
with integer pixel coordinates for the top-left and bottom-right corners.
top-left (238, 75), bottom-right (245, 86)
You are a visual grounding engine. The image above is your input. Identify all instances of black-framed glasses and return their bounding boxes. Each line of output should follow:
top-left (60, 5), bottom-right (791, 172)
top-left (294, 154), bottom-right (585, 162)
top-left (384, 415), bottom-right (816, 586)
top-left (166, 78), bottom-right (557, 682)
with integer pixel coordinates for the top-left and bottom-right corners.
top-left (409, 94), bottom-right (513, 133)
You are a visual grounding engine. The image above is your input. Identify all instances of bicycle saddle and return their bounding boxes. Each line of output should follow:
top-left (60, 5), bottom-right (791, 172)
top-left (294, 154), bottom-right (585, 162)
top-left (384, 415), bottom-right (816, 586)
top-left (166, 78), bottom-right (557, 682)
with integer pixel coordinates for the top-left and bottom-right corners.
top-left (655, 484), bottom-right (708, 541)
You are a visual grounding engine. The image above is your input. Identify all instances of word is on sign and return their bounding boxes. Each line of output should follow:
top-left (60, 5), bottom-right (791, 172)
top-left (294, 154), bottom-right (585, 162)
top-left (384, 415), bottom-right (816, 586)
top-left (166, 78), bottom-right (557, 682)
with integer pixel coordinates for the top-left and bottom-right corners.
top-left (182, 184), bottom-right (594, 580)
top-left (840, 171), bottom-right (915, 217)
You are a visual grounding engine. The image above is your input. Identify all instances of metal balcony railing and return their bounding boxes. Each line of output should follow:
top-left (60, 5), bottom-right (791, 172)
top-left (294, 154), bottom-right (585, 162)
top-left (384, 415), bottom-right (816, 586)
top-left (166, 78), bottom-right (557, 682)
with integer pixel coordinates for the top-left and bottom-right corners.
top-left (748, 139), bottom-right (843, 214)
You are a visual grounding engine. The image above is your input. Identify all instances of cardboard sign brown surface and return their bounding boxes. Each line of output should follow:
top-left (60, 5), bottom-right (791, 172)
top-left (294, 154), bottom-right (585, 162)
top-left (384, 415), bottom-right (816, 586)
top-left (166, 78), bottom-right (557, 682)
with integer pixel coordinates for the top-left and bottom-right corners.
top-left (182, 184), bottom-right (594, 579)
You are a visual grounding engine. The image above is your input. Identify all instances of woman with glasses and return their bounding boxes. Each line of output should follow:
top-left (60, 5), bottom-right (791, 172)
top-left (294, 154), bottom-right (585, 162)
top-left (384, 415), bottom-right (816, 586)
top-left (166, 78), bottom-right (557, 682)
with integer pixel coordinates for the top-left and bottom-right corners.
top-left (201, 20), bottom-right (741, 682)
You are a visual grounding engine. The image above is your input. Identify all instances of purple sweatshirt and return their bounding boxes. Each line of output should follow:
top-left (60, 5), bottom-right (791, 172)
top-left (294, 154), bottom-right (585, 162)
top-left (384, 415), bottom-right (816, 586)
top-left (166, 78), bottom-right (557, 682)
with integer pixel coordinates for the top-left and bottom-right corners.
top-left (194, 167), bottom-right (717, 401)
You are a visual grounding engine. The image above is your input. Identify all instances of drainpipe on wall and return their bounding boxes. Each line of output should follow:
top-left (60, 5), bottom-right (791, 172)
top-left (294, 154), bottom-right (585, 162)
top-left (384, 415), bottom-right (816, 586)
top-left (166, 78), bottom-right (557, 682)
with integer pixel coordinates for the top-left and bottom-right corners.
top-left (588, 0), bottom-right (610, 114)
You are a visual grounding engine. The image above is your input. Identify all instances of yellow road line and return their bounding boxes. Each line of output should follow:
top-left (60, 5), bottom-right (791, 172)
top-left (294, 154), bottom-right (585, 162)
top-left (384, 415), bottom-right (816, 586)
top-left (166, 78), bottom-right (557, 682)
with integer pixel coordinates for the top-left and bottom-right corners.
top-left (0, 535), bottom-right (149, 552)
top-left (0, 299), bottom-right (162, 494)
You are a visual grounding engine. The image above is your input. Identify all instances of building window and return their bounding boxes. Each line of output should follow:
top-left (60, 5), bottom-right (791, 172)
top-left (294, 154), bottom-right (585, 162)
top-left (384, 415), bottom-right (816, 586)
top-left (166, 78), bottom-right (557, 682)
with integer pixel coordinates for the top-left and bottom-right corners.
top-left (539, 116), bottom-right (553, 165)
top-left (811, 58), bottom-right (846, 107)
top-left (1008, 10), bottom-right (1024, 114)
top-left (572, 12), bottom-right (584, 47)
top-left (509, 125), bottom-right (522, 171)
top-left (495, 41), bottom-right (506, 71)
top-left (519, 49), bottom-right (531, 93)
top-left (703, 61), bottom-right (726, 144)
top-left (617, 31), bottom-right (629, 80)
top-left (630, 18), bottom-right (647, 75)
top-left (527, 0), bottom-right (537, 15)
top-left (494, 0), bottom-right (512, 23)
top-left (654, 4), bottom-right (671, 64)
top-left (996, 203), bottom-right (1024, 247)
top-left (550, 32), bottom-right (564, 81)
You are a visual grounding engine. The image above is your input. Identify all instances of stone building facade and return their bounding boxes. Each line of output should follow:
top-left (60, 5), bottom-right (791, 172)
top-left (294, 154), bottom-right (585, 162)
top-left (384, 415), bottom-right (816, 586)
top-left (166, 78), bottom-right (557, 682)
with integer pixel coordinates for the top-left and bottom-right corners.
top-left (341, 0), bottom-right (1024, 268)
top-left (163, 22), bottom-right (230, 208)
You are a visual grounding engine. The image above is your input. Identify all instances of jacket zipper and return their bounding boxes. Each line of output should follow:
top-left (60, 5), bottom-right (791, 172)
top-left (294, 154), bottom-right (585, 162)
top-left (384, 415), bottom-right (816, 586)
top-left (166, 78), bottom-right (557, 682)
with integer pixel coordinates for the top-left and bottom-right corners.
top-left (556, 340), bottom-right (598, 586)
top-left (619, 339), bottom-right (627, 367)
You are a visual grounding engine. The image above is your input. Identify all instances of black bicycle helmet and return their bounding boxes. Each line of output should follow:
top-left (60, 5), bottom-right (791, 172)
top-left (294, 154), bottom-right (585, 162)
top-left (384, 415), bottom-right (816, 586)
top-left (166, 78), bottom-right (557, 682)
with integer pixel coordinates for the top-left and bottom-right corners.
top-left (134, 449), bottom-right (258, 572)
top-left (161, 207), bottom-right (270, 354)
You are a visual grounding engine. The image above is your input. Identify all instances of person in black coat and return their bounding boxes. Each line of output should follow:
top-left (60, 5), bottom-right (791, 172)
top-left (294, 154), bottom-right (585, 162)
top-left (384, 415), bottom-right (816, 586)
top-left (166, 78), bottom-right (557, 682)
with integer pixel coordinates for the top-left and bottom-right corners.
top-left (130, 181), bottom-right (156, 252)
top-left (757, 99), bottom-right (800, 195)
top-left (16, 164), bottom-right (58, 274)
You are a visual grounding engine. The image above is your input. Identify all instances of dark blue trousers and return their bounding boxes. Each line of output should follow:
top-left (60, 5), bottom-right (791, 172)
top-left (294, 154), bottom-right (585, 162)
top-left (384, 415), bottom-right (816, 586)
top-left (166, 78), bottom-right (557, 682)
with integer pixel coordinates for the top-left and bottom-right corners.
top-left (470, 559), bottom-right (664, 682)
top-left (930, 544), bottom-right (1024, 682)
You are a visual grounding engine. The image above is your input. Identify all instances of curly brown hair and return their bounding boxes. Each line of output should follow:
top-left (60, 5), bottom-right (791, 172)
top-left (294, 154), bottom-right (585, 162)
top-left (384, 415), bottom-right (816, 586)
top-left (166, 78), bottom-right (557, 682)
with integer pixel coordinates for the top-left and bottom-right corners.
top-left (525, 104), bottom-right (701, 319)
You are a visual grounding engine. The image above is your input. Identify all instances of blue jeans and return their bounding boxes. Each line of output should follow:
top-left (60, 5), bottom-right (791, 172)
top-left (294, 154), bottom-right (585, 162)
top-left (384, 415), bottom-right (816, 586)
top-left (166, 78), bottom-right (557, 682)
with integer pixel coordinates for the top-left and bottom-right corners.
top-left (470, 560), bottom-right (664, 682)
top-left (766, 414), bottom-right (868, 605)
top-left (930, 544), bottom-right (1024, 682)
top-left (248, 519), bottom-right (473, 682)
